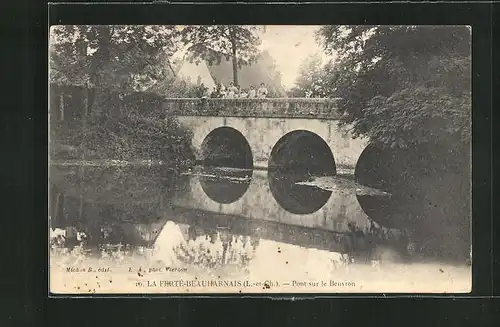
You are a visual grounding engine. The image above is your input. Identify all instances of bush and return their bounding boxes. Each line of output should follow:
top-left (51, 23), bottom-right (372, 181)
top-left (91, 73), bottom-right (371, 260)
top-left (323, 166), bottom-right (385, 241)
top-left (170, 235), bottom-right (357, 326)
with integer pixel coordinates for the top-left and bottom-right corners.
top-left (50, 89), bottom-right (196, 171)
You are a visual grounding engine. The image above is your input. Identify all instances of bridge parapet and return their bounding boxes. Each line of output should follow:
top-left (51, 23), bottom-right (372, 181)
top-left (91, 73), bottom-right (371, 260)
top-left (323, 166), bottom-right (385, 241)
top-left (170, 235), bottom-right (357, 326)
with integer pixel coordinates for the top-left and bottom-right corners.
top-left (163, 98), bottom-right (341, 119)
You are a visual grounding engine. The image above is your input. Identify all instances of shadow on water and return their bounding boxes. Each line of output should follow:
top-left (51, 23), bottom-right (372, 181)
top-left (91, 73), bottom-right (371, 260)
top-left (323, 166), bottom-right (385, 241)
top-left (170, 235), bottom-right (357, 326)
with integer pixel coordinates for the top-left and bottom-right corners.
top-left (49, 164), bottom-right (191, 248)
top-left (355, 143), bottom-right (419, 230)
top-left (354, 143), bottom-right (471, 263)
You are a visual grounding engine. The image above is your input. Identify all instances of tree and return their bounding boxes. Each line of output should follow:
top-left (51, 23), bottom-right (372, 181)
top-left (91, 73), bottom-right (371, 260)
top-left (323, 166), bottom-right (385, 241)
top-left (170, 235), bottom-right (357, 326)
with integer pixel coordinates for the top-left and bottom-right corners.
top-left (50, 26), bottom-right (196, 170)
top-left (315, 26), bottom-right (471, 260)
top-left (315, 26), bottom-right (471, 151)
top-left (179, 25), bottom-right (263, 85)
top-left (289, 53), bottom-right (335, 98)
top-left (50, 25), bottom-right (180, 116)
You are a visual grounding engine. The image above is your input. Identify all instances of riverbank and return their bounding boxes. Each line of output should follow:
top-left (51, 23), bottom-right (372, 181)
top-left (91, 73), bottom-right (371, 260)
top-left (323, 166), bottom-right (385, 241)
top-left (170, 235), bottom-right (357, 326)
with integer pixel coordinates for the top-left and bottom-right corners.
top-left (50, 159), bottom-right (167, 167)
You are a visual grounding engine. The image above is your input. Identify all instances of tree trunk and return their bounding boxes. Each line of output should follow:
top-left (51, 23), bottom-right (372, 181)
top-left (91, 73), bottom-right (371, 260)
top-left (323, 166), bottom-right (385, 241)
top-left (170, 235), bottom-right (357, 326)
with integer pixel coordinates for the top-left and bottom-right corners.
top-left (61, 194), bottom-right (66, 224)
top-left (80, 85), bottom-right (89, 162)
top-left (166, 58), bottom-right (177, 78)
top-left (83, 86), bottom-right (89, 118)
top-left (92, 88), bottom-right (113, 117)
top-left (229, 28), bottom-right (238, 85)
top-left (78, 196), bottom-right (84, 222)
top-left (231, 53), bottom-right (238, 85)
top-left (59, 93), bottom-right (65, 121)
top-left (88, 26), bottom-right (113, 117)
top-left (88, 72), bottom-right (104, 116)
top-left (53, 192), bottom-right (61, 227)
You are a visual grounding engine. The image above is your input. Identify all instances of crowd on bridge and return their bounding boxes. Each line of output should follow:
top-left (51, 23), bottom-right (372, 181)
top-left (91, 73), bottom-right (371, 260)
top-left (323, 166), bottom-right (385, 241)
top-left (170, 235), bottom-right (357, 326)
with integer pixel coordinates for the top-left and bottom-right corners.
top-left (195, 82), bottom-right (269, 99)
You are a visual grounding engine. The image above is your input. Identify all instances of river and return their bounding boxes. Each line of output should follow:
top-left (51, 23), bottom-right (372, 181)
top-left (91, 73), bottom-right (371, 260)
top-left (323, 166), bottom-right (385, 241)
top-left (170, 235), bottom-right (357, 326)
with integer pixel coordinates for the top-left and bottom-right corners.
top-left (49, 163), bottom-right (471, 294)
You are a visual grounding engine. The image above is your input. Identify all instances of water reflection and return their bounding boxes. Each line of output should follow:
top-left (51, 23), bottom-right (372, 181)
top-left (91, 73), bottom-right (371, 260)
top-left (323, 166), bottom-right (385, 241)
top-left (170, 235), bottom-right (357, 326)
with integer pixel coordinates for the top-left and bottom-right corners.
top-left (266, 130), bottom-right (336, 215)
top-left (49, 157), bottom-right (472, 293)
top-left (198, 166), bottom-right (252, 204)
top-left (171, 226), bottom-right (257, 273)
top-left (354, 144), bottom-right (415, 229)
top-left (49, 162), bottom-right (426, 277)
top-left (50, 163), bottom-right (357, 260)
top-left (268, 169), bottom-right (332, 214)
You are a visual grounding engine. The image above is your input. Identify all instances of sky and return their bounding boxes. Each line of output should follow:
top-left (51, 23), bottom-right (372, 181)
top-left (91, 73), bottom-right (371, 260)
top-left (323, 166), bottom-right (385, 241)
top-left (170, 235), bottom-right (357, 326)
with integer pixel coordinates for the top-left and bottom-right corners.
top-left (258, 25), bottom-right (333, 88)
top-left (173, 25), bottom-right (334, 90)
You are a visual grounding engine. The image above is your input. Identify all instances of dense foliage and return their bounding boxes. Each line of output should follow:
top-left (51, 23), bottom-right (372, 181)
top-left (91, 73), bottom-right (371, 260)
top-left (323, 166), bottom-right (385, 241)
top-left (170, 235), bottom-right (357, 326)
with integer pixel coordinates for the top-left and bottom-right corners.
top-left (50, 25), bottom-right (185, 117)
top-left (50, 25), bottom-right (179, 91)
top-left (315, 26), bottom-right (471, 151)
top-left (51, 90), bottom-right (195, 167)
top-left (311, 26), bottom-right (472, 260)
top-left (179, 25), bottom-right (263, 84)
top-left (288, 54), bottom-right (334, 98)
top-left (50, 26), bottom-right (196, 166)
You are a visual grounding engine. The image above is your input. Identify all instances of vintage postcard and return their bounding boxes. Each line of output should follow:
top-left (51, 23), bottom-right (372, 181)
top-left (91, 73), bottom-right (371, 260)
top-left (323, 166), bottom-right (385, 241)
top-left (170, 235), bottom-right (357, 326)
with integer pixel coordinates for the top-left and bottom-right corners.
top-left (49, 25), bottom-right (472, 294)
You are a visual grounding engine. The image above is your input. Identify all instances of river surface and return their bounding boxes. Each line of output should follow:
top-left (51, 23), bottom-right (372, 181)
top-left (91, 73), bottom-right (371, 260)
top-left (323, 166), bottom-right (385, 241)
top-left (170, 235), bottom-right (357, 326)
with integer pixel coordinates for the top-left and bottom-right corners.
top-left (49, 163), bottom-right (471, 294)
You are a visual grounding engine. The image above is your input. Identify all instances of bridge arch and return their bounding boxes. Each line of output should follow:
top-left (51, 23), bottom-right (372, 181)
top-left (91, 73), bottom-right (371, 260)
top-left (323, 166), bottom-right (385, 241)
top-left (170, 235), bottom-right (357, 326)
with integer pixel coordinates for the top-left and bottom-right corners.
top-left (200, 126), bottom-right (253, 169)
top-left (268, 130), bottom-right (337, 175)
top-left (199, 127), bottom-right (253, 204)
top-left (267, 130), bottom-right (335, 215)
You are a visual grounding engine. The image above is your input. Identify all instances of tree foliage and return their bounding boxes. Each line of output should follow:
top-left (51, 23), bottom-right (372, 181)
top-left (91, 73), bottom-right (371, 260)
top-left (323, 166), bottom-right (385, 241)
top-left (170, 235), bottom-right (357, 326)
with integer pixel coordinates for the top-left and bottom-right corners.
top-left (314, 26), bottom-right (471, 260)
top-left (51, 91), bottom-right (195, 165)
top-left (50, 25), bottom-right (179, 89)
top-left (50, 25), bottom-right (198, 167)
top-left (50, 25), bottom-right (181, 116)
top-left (288, 53), bottom-right (335, 98)
top-left (179, 25), bottom-right (263, 84)
top-left (315, 26), bottom-right (471, 151)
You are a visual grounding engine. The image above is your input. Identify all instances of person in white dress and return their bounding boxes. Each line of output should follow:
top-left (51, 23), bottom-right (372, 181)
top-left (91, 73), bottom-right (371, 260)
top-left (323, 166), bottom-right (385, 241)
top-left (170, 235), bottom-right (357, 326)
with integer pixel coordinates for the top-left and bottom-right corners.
top-left (248, 85), bottom-right (256, 98)
top-left (227, 82), bottom-right (237, 98)
top-left (257, 82), bottom-right (268, 99)
top-left (220, 84), bottom-right (227, 98)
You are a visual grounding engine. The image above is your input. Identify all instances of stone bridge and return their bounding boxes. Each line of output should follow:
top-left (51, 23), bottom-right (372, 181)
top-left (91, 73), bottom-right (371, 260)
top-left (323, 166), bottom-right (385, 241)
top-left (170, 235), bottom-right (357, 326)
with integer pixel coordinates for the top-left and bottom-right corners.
top-left (163, 98), bottom-right (369, 171)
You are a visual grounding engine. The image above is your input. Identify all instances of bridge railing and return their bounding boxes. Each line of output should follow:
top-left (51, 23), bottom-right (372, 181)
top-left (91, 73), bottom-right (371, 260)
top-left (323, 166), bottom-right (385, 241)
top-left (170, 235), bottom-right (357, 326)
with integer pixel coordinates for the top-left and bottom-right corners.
top-left (162, 97), bottom-right (342, 119)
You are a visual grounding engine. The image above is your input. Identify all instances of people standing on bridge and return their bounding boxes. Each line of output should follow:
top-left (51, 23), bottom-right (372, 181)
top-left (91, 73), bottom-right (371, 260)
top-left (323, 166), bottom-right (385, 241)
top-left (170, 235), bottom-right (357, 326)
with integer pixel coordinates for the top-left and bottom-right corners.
top-left (239, 88), bottom-right (248, 98)
top-left (196, 83), bottom-right (209, 98)
top-left (248, 85), bottom-right (256, 98)
top-left (257, 82), bottom-right (268, 99)
top-left (209, 86), bottom-right (217, 98)
top-left (227, 82), bottom-right (237, 98)
top-left (234, 84), bottom-right (242, 98)
top-left (210, 85), bottom-right (220, 98)
top-left (219, 84), bottom-right (227, 98)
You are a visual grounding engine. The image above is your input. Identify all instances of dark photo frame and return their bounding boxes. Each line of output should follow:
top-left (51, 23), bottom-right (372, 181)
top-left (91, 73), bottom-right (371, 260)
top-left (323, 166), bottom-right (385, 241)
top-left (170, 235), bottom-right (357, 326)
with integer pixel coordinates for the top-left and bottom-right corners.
top-left (8, 0), bottom-right (497, 325)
